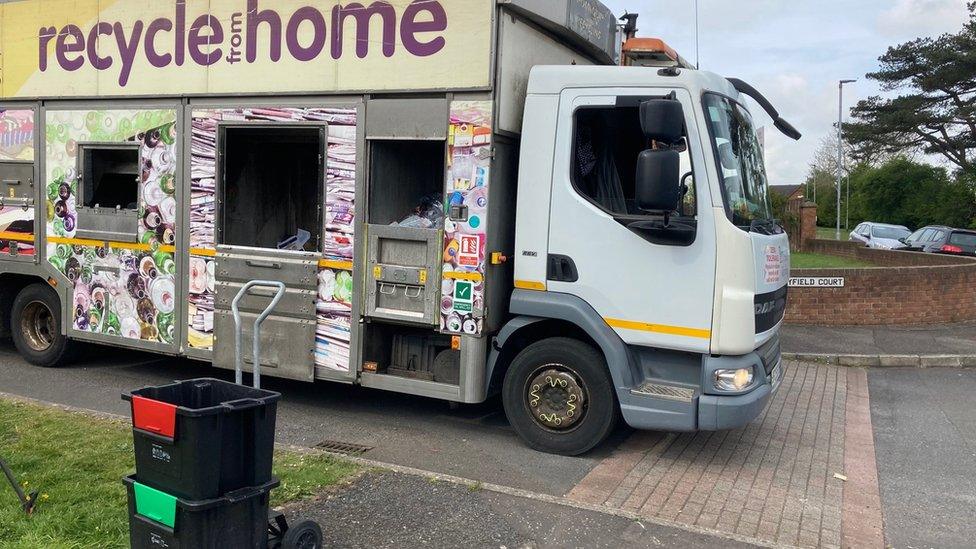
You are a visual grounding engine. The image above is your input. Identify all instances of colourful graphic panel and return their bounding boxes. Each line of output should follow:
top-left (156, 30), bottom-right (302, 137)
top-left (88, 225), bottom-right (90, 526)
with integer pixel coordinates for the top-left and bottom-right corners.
top-left (45, 109), bottom-right (179, 344)
top-left (0, 109), bottom-right (34, 161)
top-left (0, 108), bottom-right (37, 256)
top-left (441, 101), bottom-right (492, 335)
top-left (188, 107), bottom-right (358, 374)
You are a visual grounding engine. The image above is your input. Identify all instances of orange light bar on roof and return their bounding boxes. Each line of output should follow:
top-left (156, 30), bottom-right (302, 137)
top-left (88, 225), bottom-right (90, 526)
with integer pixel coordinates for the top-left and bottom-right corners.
top-left (624, 38), bottom-right (679, 60)
top-left (622, 37), bottom-right (694, 69)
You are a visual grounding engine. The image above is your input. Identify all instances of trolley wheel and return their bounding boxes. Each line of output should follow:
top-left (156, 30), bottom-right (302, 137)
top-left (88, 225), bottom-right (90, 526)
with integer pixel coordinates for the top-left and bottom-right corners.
top-left (281, 520), bottom-right (323, 549)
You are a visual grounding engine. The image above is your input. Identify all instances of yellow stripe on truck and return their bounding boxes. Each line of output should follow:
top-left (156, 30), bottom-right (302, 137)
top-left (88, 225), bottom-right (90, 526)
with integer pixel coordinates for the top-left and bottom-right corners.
top-left (319, 259), bottom-right (354, 271)
top-left (48, 236), bottom-right (176, 254)
top-left (604, 317), bottom-right (712, 340)
top-left (0, 231), bottom-right (35, 242)
top-left (444, 271), bottom-right (483, 282)
top-left (514, 280), bottom-right (547, 291)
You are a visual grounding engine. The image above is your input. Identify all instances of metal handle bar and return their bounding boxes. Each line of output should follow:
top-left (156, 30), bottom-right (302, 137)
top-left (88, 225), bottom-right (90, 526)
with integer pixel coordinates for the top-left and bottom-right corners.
top-left (232, 280), bottom-right (286, 389)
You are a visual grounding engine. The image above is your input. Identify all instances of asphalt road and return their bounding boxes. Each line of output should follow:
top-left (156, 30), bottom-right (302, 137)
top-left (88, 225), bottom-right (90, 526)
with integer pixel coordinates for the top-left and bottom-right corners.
top-left (0, 341), bottom-right (629, 496)
top-left (868, 367), bottom-right (976, 549)
top-left (287, 471), bottom-right (757, 549)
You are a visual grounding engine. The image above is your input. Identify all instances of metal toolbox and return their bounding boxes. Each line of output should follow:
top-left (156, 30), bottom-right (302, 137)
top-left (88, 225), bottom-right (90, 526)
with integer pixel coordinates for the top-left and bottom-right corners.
top-left (365, 225), bottom-right (441, 325)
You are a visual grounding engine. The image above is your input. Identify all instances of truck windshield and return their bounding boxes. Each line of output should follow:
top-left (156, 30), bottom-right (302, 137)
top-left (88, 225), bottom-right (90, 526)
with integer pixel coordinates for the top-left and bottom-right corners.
top-left (703, 94), bottom-right (773, 228)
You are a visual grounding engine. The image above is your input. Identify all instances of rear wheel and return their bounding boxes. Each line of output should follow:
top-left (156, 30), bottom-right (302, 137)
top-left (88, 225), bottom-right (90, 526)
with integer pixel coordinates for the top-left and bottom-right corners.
top-left (11, 283), bottom-right (74, 367)
top-left (503, 337), bottom-right (618, 456)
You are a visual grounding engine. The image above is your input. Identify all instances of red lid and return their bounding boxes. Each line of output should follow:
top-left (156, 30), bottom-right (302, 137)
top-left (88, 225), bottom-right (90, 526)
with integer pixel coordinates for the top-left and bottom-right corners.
top-left (131, 396), bottom-right (177, 440)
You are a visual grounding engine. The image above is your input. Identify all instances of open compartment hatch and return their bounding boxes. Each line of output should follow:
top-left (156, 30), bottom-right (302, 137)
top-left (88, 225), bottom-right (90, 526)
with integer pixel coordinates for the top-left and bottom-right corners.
top-left (219, 125), bottom-right (324, 252)
top-left (212, 123), bottom-right (327, 383)
top-left (364, 139), bottom-right (446, 325)
top-left (368, 139), bottom-right (445, 226)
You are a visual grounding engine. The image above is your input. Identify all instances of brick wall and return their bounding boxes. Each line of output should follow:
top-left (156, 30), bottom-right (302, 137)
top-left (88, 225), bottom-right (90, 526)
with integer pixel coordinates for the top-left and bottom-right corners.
top-left (786, 248), bottom-right (976, 325)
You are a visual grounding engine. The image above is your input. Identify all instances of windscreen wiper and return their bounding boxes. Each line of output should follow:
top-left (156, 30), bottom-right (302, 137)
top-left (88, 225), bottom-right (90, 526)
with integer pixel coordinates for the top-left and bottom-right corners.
top-left (749, 218), bottom-right (784, 236)
top-left (727, 78), bottom-right (802, 141)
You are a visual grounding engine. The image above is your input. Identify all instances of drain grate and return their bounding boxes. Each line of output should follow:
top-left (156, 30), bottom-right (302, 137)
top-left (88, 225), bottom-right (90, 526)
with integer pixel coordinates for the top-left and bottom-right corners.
top-left (314, 440), bottom-right (374, 456)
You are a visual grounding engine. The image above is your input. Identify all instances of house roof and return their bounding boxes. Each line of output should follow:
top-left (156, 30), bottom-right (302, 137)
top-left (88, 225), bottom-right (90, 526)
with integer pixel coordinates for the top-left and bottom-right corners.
top-left (770, 185), bottom-right (804, 199)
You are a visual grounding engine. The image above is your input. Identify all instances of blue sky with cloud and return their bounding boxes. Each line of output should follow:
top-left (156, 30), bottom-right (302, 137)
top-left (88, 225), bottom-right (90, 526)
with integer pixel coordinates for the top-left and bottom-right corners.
top-left (602, 0), bottom-right (969, 185)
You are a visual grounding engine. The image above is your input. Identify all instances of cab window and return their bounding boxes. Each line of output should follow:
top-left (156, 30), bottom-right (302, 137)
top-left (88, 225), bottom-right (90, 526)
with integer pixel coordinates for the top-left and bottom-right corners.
top-left (571, 105), bottom-right (695, 218)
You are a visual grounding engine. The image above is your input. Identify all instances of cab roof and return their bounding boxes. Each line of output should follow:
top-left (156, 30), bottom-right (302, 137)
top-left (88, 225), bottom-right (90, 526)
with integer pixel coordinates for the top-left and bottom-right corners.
top-left (526, 65), bottom-right (741, 101)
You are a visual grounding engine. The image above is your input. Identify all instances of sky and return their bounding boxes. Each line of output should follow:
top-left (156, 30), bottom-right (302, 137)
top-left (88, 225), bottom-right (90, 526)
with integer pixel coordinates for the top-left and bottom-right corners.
top-left (601, 0), bottom-right (970, 186)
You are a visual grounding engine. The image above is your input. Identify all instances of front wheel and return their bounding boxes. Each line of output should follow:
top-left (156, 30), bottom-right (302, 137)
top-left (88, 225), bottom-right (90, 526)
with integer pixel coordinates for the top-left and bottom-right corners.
top-left (502, 337), bottom-right (618, 456)
top-left (11, 283), bottom-right (74, 368)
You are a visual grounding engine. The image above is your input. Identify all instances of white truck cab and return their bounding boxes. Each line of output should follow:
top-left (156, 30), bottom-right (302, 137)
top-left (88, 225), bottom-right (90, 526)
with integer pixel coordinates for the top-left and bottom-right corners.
top-left (496, 66), bottom-right (793, 453)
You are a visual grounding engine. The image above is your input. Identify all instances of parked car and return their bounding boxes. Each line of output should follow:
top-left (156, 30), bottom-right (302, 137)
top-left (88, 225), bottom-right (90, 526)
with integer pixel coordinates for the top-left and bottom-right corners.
top-left (850, 222), bottom-right (912, 250)
top-left (902, 225), bottom-right (976, 256)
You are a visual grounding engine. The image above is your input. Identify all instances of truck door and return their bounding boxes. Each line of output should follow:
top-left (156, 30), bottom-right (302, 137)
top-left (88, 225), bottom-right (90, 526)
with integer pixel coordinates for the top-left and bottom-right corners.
top-left (212, 123), bottom-right (328, 382)
top-left (548, 89), bottom-right (716, 354)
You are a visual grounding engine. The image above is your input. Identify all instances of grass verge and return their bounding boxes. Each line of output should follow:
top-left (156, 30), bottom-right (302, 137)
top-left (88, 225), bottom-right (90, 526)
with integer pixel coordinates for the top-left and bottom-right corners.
top-left (791, 252), bottom-right (875, 269)
top-left (0, 398), bottom-right (357, 549)
top-left (815, 226), bottom-right (851, 241)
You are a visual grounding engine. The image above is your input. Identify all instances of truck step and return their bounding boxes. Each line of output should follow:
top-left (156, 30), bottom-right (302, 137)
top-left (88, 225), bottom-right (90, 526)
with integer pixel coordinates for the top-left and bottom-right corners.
top-left (630, 382), bottom-right (696, 402)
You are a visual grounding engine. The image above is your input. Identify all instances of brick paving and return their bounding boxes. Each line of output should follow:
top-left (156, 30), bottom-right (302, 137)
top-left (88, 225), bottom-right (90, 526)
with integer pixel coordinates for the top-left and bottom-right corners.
top-left (569, 363), bottom-right (883, 548)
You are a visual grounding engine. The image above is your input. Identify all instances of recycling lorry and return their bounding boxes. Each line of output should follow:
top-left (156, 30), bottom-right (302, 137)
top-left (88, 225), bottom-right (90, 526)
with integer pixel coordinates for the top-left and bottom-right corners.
top-left (0, 0), bottom-right (796, 455)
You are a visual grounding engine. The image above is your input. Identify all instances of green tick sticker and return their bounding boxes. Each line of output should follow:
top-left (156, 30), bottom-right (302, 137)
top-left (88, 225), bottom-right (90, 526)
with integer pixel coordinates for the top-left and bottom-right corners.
top-left (454, 281), bottom-right (473, 302)
top-left (454, 281), bottom-right (473, 312)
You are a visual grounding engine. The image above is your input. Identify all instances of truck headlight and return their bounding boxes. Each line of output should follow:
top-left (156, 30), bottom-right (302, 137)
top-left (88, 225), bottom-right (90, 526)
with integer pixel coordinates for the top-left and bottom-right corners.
top-left (714, 367), bottom-right (755, 392)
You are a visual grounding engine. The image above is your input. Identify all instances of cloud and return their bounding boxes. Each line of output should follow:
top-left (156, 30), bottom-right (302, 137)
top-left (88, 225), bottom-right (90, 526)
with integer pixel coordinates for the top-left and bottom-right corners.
top-left (757, 74), bottom-right (844, 186)
top-left (878, 0), bottom-right (969, 39)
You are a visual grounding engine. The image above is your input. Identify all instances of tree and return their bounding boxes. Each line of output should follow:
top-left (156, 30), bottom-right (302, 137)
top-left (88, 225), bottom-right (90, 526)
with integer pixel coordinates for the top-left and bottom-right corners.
top-left (846, 157), bottom-right (976, 229)
top-left (843, 2), bottom-right (976, 174)
top-left (804, 168), bottom-right (839, 228)
top-left (807, 135), bottom-right (855, 180)
top-left (803, 137), bottom-right (870, 230)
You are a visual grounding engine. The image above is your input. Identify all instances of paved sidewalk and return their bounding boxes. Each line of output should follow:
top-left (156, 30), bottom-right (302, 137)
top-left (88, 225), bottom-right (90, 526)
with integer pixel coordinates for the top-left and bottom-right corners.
top-left (285, 471), bottom-right (757, 549)
top-left (568, 362), bottom-right (884, 549)
top-left (781, 323), bottom-right (976, 356)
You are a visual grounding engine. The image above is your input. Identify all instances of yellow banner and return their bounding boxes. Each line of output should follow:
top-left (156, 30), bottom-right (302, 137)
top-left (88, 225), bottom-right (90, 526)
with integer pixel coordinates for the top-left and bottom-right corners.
top-left (0, 0), bottom-right (492, 98)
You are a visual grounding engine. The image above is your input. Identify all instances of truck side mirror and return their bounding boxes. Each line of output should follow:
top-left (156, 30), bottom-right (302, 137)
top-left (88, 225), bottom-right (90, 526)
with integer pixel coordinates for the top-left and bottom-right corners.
top-left (635, 149), bottom-right (681, 212)
top-left (640, 99), bottom-right (684, 144)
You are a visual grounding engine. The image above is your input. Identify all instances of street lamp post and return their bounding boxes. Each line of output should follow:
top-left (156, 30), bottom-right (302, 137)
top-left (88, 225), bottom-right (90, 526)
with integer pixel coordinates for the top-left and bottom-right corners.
top-left (836, 79), bottom-right (856, 240)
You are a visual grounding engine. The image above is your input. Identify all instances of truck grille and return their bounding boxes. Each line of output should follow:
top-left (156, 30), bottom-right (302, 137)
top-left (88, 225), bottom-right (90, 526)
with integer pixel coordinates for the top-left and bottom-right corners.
top-left (756, 335), bottom-right (782, 376)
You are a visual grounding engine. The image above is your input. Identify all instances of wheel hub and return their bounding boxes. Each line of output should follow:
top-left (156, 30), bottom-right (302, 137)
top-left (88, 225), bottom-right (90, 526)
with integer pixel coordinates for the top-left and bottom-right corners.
top-left (21, 300), bottom-right (55, 352)
top-left (294, 531), bottom-right (319, 549)
top-left (526, 366), bottom-right (586, 430)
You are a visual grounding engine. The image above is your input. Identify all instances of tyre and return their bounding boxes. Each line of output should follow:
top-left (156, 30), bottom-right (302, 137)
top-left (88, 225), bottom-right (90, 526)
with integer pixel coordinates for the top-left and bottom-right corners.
top-left (503, 337), bottom-right (618, 456)
top-left (281, 520), bottom-right (323, 549)
top-left (10, 283), bottom-right (74, 368)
